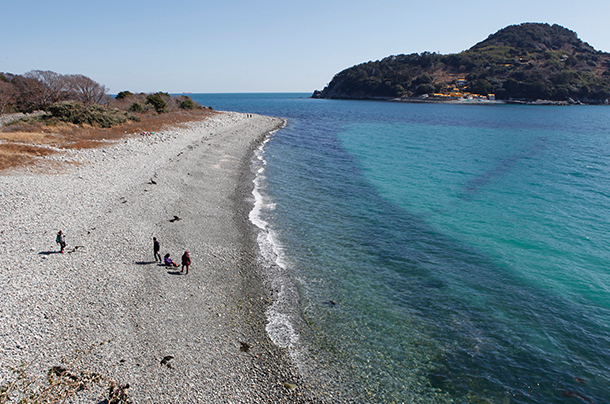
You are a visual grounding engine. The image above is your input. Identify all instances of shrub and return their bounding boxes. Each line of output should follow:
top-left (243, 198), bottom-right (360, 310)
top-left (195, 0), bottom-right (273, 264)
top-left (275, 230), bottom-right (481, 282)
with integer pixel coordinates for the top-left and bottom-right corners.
top-left (129, 102), bottom-right (143, 113)
top-left (415, 83), bottom-right (435, 95)
top-left (45, 101), bottom-right (134, 128)
top-left (145, 93), bottom-right (167, 113)
top-left (468, 79), bottom-right (494, 95)
top-left (5, 114), bottom-right (45, 126)
top-left (413, 74), bottom-right (433, 85)
top-left (115, 91), bottom-right (133, 100)
top-left (179, 97), bottom-right (195, 110)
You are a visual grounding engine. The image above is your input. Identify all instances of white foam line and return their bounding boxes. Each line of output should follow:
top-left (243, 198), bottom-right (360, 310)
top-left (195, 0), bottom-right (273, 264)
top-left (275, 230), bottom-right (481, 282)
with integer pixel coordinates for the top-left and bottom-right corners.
top-left (249, 122), bottom-right (302, 351)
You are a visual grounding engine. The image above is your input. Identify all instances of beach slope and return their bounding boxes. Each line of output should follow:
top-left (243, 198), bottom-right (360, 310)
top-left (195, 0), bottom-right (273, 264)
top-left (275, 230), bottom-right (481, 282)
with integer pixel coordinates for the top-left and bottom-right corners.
top-left (0, 112), bottom-right (307, 403)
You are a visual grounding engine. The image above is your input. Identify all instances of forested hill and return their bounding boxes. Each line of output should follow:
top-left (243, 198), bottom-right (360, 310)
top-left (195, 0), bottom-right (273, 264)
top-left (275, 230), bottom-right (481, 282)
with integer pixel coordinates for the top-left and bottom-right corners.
top-left (312, 23), bottom-right (610, 103)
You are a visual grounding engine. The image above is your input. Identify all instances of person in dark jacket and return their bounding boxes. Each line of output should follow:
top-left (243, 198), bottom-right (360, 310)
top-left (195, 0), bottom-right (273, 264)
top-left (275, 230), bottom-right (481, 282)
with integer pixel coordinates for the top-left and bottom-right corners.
top-left (181, 251), bottom-right (191, 275)
top-left (153, 237), bottom-right (161, 262)
top-left (56, 230), bottom-right (66, 253)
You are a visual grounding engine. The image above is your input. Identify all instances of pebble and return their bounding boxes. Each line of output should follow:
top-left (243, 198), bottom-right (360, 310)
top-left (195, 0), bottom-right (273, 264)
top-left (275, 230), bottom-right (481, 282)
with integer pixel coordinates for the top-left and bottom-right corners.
top-left (0, 112), bottom-right (314, 403)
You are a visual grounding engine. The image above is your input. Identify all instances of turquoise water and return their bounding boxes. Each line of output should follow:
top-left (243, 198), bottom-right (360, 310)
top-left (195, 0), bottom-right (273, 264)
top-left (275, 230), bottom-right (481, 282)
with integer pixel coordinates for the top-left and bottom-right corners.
top-left (191, 94), bottom-right (610, 403)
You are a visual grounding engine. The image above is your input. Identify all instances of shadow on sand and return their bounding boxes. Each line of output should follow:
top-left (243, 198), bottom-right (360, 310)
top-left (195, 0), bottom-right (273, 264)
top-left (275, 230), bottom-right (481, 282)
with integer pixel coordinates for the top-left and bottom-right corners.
top-left (134, 261), bottom-right (158, 265)
top-left (39, 251), bottom-right (60, 255)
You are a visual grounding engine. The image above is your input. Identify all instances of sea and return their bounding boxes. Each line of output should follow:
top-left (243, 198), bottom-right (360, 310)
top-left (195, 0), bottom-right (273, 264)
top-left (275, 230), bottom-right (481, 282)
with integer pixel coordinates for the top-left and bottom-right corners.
top-left (190, 93), bottom-right (610, 403)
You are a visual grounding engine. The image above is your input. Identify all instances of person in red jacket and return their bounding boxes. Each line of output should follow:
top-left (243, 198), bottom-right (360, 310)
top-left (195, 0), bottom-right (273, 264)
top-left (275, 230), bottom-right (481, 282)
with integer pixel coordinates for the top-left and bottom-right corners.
top-left (181, 251), bottom-right (191, 275)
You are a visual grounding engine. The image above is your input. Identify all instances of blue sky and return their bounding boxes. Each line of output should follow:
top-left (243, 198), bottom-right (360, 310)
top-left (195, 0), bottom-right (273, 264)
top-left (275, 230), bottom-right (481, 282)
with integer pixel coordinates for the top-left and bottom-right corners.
top-left (2, 0), bottom-right (610, 93)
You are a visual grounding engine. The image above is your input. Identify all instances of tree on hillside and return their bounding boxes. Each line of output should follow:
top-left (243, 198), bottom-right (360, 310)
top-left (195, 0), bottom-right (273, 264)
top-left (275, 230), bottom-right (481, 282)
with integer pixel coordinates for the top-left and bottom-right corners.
top-left (24, 70), bottom-right (70, 107)
top-left (12, 76), bottom-right (47, 112)
top-left (0, 81), bottom-right (18, 114)
top-left (468, 79), bottom-right (494, 95)
top-left (314, 23), bottom-right (610, 102)
top-left (66, 74), bottom-right (108, 105)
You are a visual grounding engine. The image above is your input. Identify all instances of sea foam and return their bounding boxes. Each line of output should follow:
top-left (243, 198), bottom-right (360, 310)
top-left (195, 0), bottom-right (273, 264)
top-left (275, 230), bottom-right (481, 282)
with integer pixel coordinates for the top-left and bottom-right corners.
top-left (249, 124), bottom-right (302, 351)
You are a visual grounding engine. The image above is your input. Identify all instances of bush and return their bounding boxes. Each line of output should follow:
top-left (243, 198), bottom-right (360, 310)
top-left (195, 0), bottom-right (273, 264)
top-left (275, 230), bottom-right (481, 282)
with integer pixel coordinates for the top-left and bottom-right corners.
top-left (145, 93), bottom-right (168, 113)
top-left (415, 83), bottom-right (435, 95)
top-left (179, 97), bottom-right (195, 109)
top-left (468, 79), bottom-right (494, 95)
top-left (45, 101), bottom-right (136, 128)
top-left (129, 102), bottom-right (143, 113)
top-left (115, 91), bottom-right (133, 100)
top-left (413, 74), bottom-right (433, 85)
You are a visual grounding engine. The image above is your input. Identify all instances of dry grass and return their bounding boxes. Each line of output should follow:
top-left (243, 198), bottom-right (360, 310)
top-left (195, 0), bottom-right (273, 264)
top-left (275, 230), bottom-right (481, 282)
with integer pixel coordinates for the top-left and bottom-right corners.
top-left (0, 144), bottom-right (57, 171)
top-left (0, 108), bottom-right (215, 171)
top-left (0, 131), bottom-right (55, 144)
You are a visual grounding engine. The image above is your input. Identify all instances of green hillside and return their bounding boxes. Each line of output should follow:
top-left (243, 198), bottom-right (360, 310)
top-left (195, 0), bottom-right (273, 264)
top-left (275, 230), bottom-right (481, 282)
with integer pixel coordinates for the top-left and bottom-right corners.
top-left (312, 23), bottom-right (610, 103)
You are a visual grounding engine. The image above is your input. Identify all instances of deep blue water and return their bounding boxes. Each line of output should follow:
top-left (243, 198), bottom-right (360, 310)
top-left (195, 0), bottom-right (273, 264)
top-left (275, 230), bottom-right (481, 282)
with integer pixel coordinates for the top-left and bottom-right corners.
top-left (191, 93), bottom-right (610, 403)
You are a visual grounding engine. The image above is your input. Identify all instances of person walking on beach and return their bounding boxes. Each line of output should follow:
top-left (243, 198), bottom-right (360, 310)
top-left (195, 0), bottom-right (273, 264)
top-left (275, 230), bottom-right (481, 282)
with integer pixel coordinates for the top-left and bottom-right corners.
top-left (153, 237), bottom-right (161, 262)
top-left (56, 230), bottom-right (66, 253)
top-left (181, 251), bottom-right (191, 275)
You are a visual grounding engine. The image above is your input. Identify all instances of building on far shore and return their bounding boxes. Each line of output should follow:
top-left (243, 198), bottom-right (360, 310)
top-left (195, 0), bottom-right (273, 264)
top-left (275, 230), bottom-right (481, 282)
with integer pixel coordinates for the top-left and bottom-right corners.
top-left (428, 89), bottom-right (496, 102)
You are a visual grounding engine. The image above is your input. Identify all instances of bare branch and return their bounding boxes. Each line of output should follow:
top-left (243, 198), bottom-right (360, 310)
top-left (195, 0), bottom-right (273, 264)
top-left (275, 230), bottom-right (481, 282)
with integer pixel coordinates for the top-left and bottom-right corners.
top-left (66, 74), bottom-right (109, 105)
top-left (12, 76), bottom-right (46, 112)
top-left (24, 70), bottom-right (70, 106)
top-left (0, 81), bottom-right (18, 114)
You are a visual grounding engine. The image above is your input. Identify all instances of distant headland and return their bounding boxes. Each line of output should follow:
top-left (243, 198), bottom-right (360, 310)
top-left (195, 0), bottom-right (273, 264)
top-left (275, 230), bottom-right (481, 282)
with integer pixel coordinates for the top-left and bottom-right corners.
top-left (312, 23), bottom-right (610, 105)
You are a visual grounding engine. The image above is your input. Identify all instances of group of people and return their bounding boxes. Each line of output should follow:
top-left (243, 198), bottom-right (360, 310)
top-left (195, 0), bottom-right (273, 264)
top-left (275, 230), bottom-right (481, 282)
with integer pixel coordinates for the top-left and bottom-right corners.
top-left (153, 237), bottom-right (191, 275)
top-left (55, 231), bottom-right (191, 275)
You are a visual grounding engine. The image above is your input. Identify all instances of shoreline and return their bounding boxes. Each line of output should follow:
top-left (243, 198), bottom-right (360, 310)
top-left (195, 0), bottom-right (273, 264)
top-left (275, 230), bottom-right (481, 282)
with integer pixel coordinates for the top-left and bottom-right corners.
top-left (0, 112), bottom-right (311, 403)
top-left (311, 95), bottom-right (596, 105)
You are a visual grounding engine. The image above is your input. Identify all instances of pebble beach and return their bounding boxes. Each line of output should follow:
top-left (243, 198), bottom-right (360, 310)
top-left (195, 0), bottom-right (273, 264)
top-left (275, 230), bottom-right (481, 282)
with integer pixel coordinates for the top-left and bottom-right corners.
top-left (0, 112), bottom-right (311, 403)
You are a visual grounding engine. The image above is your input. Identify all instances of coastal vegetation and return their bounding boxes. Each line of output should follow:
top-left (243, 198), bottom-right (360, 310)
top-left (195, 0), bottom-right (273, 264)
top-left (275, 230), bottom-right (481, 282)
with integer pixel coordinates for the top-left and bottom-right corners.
top-left (312, 23), bottom-right (610, 103)
top-left (0, 70), bottom-right (213, 170)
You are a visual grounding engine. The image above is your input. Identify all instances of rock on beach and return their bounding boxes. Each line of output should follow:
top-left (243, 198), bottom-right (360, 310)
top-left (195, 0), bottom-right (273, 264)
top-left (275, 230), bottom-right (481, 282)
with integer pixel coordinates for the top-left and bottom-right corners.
top-left (0, 112), bottom-right (309, 403)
